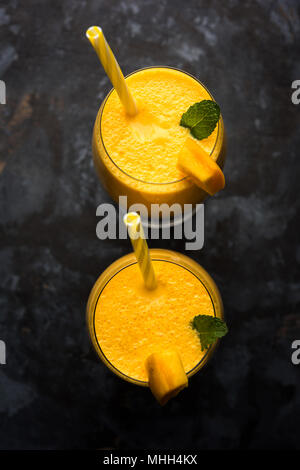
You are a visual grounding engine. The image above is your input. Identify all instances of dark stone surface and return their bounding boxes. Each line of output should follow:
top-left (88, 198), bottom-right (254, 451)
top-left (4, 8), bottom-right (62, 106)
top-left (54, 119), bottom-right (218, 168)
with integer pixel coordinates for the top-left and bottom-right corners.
top-left (0, 0), bottom-right (300, 450)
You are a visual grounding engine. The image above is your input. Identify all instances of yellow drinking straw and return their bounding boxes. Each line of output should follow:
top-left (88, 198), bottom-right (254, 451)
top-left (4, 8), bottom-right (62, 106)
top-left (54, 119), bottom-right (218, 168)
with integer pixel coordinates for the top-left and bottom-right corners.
top-left (124, 212), bottom-right (157, 290)
top-left (86, 26), bottom-right (138, 116)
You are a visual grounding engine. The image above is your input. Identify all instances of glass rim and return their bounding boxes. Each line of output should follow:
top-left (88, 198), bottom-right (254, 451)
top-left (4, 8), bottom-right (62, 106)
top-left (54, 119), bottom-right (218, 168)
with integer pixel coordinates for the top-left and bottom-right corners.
top-left (98, 65), bottom-right (221, 186)
top-left (91, 252), bottom-right (222, 386)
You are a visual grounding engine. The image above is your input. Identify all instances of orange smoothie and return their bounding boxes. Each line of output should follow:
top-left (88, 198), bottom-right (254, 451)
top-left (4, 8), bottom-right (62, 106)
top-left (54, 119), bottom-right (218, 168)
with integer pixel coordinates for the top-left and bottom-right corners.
top-left (86, 249), bottom-right (223, 385)
top-left (92, 67), bottom-right (226, 210)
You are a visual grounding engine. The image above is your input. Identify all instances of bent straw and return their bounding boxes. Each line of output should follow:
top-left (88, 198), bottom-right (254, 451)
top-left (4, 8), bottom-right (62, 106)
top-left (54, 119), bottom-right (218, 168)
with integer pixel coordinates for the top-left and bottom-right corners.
top-left (86, 26), bottom-right (138, 116)
top-left (124, 212), bottom-right (157, 290)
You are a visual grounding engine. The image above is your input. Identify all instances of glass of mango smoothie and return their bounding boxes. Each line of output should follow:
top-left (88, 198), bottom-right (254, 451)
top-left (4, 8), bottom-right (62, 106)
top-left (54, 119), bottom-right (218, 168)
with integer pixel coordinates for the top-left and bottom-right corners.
top-left (86, 249), bottom-right (224, 390)
top-left (92, 66), bottom-right (226, 212)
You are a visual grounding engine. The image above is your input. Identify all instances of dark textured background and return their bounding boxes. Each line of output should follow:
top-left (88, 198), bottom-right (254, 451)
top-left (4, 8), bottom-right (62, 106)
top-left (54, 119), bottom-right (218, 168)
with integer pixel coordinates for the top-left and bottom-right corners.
top-left (0, 0), bottom-right (300, 450)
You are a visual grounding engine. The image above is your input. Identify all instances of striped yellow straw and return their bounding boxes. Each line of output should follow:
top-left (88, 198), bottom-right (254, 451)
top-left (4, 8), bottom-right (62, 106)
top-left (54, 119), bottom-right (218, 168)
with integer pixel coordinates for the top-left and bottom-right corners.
top-left (86, 26), bottom-right (138, 116)
top-left (124, 212), bottom-right (157, 290)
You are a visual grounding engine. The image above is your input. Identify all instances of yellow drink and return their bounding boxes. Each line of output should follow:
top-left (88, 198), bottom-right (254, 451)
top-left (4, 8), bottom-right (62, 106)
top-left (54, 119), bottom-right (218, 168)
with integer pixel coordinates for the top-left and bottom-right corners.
top-left (86, 249), bottom-right (223, 385)
top-left (92, 67), bottom-right (226, 211)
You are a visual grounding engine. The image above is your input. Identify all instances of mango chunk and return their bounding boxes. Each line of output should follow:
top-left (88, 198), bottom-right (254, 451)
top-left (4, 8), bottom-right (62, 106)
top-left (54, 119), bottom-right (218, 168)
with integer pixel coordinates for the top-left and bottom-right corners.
top-left (145, 350), bottom-right (188, 405)
top-left (177, 137), bottom-right (225, 195)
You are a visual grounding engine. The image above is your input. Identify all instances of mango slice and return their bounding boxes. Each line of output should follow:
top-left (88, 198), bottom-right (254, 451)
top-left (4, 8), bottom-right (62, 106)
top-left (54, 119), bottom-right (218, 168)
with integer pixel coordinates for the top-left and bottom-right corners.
top-left (177, 137), bottom-right (225, 195)
top-left (145, 350), bottom-right (188, 405)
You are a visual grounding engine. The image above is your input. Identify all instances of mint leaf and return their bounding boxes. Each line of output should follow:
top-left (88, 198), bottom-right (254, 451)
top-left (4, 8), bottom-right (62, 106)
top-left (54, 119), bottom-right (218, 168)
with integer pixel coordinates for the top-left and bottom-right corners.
top-left (180, 100), bottom-right (220, 140)
top-left (191, 314), bottom-right (228, 351)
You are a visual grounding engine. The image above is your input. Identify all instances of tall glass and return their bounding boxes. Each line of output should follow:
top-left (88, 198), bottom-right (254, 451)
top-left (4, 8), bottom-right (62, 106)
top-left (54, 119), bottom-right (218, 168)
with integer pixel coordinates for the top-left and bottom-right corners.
top-left (92, 66), bottom-right (226, 213)
top-left (86, 249), bottom-right (224, 387)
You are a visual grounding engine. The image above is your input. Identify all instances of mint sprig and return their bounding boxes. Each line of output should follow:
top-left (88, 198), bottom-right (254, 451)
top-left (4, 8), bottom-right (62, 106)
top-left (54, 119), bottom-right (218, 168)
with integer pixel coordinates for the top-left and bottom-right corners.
top-left (180, 100), bottom-right (220, 140)
top-left (191, 314), bottom-right (228, 351)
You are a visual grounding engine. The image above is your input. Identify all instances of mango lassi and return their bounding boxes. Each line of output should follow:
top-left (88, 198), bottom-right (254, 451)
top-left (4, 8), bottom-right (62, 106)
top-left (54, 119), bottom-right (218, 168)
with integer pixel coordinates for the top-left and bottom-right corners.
top-left (86, 249), bottom-right (223, 385)
top-left (92, 67), bottom-right (226, 210)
